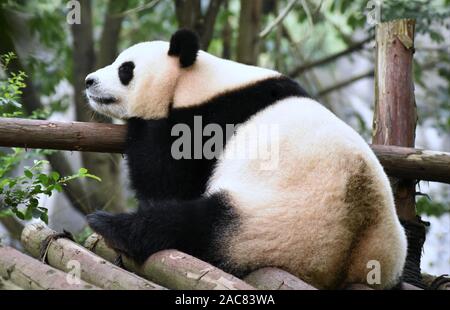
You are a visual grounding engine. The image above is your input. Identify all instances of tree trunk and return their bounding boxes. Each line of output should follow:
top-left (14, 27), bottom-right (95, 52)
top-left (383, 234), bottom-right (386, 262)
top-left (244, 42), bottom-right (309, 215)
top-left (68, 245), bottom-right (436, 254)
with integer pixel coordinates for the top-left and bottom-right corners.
top-left (71, 0), bottom-right (126, 213)
top-left (21, 223), bottom-right (164, 290)
top-left (174, 0), bottom-right (201, 30)
top-left (174, 0), bottom-right (223, 51)
top-left (84, 233), bottom-right (255, 290)
top-left (221, 0), bottom-right (232, 59)
top-left (237, 0), bottom-right (262, 65)
top-left (200, 0), bottom-right (224, 49)
top-left (97, 1), bottom-right (130, 69)
top-left (0, 245), bottom-right (99, 290)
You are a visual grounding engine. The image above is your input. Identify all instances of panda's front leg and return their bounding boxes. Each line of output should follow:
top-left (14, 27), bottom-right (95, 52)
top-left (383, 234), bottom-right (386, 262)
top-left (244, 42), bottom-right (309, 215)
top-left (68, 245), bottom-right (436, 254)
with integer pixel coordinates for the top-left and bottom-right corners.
top-left (87, 194), bottom-right (235, 264)
top-left (87, 201), bottom-right (180, 263)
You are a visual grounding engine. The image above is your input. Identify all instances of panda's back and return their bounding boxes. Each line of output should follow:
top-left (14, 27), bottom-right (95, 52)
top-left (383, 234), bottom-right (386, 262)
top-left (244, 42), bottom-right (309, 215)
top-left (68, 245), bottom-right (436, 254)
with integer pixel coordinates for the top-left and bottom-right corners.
top-left (207, 96), bottom-right (406, 289)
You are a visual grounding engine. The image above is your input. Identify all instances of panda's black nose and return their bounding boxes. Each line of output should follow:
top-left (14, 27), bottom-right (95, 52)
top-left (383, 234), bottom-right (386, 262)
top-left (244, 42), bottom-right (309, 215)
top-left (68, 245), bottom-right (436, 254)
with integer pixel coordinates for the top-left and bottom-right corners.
top-left (85, 77), bottom-right (97, 89)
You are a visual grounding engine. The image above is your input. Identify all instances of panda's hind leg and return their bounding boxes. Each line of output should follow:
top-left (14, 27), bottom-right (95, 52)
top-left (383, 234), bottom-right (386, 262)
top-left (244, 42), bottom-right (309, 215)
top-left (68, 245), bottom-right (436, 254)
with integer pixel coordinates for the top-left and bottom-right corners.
top-left (87, 193), bottom-right (237, 264)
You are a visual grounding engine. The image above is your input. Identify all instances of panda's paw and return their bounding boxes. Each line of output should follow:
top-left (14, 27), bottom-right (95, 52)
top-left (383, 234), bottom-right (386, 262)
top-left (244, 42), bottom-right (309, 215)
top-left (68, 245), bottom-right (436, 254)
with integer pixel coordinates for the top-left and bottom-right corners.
top-left (86, 211), bottom-right (131, 254)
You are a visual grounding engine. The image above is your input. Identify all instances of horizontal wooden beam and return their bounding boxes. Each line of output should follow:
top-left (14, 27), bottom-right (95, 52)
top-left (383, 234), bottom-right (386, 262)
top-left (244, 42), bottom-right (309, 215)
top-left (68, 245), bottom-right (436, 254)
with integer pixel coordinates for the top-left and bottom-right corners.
top-left (1, 118), bottom-right (449, 183)
top-left (371, 145), bottom-right (450, 184)
top-left (84, 233), bottom-right (255, 290)
top-left (0, 117), bottom-right (126, 153)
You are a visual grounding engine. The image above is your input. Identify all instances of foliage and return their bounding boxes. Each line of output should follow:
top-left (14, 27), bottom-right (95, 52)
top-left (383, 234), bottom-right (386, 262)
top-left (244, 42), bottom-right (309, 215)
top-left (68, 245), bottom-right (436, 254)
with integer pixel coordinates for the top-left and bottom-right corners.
top-left (0, 53), bottom-right (27, 117)
top-left (0, 160), bottom-right (100, 224)
top-left (417, 196), bottom-right (450, 217)
top-left (0, 53), bottom-right (100, 223)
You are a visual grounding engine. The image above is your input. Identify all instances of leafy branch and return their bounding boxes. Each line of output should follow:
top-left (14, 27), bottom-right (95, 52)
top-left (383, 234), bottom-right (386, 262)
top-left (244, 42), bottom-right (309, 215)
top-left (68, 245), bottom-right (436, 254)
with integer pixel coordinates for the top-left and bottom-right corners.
top-left (0, 160), bottom-right (101, 224)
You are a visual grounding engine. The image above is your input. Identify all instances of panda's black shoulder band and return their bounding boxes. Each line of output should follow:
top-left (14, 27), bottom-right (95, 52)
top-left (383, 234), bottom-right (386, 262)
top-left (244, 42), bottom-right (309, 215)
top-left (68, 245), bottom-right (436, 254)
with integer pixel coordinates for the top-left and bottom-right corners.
top-left (168, 29), bottom-right (200, 68)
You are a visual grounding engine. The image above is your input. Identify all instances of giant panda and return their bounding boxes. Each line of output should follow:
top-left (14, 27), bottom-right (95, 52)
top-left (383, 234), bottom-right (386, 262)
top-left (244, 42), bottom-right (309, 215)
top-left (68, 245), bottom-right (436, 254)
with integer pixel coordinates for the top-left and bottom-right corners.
top-left (85, 29), bottom-right (407, 289)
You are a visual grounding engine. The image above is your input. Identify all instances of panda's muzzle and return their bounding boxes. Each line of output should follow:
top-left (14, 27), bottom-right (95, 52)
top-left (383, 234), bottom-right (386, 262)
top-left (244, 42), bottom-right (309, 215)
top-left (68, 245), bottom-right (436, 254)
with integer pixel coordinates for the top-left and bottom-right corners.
top-left (88, 95), bottom-right (117, 105)
top-left (85, 76), bottom-right (117, 105)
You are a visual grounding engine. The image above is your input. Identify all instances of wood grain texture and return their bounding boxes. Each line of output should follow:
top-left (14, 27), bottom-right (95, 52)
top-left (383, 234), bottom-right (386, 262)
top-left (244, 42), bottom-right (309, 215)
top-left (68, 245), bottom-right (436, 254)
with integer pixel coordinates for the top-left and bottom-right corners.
top-left (0, 117), bottom-right (126, 153)
top-left (0, 245), bottom-right (99, 290)
top-left (372, 19), bottom-right (418, 220)
top-left (21, 223), bottom-right (164, 290)
top-left (85, 233), bottom-right (255, 290)
top-left (244, 267), bottom-right (317, 290)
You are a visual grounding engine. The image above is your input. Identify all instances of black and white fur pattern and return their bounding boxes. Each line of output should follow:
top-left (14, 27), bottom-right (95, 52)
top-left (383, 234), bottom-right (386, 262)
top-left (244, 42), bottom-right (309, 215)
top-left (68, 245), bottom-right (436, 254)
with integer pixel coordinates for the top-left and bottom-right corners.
top-left (85, 30), bottom-right (407, 289)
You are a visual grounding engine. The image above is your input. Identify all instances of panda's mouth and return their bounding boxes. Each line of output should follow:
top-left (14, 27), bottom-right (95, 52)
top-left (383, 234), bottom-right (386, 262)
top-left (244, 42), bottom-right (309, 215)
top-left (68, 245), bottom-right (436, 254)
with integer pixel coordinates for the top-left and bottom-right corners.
top-left (89, 95), bottom-right (117, 105)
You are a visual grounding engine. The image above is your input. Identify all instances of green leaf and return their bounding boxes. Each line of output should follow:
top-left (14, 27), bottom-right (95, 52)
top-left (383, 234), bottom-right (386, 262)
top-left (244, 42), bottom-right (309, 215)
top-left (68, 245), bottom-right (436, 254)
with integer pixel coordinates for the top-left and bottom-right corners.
top-left (78, 168), bottom-right (88, 174)
top-left (29, 198), bottom-right (39, 209)
top-left (30, 184), bottom-right (42, 195)
top-left (38, 174), bottom-right (49, 185)
top-left (15, 211), bottom-right (25, 220)
top-left (24, 169), bottom-right (33, 179)
top-left (32, 208), bottom-right (43, 218)
top-left (50, 171), bottom-right (60, 181)
top-left (24, 207), bottom-right (33, 220)
top-left (40, 212), bottom-right (48, 224)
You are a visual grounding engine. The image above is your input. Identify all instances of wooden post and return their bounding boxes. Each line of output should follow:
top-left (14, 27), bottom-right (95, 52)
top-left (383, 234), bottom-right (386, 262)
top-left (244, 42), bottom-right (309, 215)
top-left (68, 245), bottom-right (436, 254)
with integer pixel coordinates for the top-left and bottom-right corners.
top-left (373, 18), bottom-right (417, 220)
top-left (372, 19), bottom-right (426, 288)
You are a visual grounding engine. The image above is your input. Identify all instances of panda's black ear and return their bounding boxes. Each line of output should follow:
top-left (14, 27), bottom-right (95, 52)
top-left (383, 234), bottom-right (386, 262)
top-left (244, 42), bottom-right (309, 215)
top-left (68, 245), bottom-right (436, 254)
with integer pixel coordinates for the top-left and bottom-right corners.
top-left (168, 29), bottom-right (200, 68)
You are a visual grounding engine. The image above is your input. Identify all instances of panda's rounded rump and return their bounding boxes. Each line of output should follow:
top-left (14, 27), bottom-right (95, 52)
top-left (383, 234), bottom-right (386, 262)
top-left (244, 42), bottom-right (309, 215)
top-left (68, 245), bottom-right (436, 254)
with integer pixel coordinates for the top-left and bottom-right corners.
top-left (206, 96), bottom-right (404, 288)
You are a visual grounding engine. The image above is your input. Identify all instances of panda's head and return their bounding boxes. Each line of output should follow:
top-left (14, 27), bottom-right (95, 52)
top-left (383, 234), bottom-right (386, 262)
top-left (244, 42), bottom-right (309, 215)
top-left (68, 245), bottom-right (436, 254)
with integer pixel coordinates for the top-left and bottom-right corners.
top-left (85, 29), bottom-right (200, 119)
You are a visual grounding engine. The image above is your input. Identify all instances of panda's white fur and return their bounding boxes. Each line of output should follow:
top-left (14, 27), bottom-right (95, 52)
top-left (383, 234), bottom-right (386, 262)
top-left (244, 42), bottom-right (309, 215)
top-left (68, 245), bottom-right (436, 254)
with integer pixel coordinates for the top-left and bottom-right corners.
top-left (207, 98), bottom-right (406, 288)
top-left (86, 41), bottom-right (279, 119)
top-left (173, 50), bottom-right (280, 108)
top-left (86, 32), bottom-right (407, 289)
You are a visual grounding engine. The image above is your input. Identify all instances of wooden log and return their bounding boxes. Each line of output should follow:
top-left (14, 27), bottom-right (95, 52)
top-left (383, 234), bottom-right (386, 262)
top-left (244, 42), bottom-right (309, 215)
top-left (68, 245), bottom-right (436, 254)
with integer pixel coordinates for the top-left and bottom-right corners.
top-left (0, 245), bottom-right (99, 290)
top-left (21, 223), bottom-right (164, 290)
top-left (141, 250), bottom-right (255, 290)
top-left (244, 267), bottom-right (316, 290)
top-left (371, 145), bottom-right (450, 184)
top-left (85, 233), bottom-right (255, 290)
top-left (0, 117), bottom-right (126, 153)
top-left (400, 282), bottom-right (423, 290)
top-left (346, 284), bottom-right (373, 290)
top-left (0, 277), bottom-right (23, 290)
top-left (372, 18), bottom-right (417, 220)
top-left (0, 117), bottom-right (449, 183)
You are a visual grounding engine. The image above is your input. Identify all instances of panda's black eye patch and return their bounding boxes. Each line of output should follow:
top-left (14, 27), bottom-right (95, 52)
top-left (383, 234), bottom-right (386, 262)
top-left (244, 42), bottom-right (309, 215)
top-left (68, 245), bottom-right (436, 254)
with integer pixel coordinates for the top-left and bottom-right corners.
top-left (118, 61), bottom-right (135, 86)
